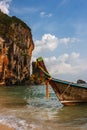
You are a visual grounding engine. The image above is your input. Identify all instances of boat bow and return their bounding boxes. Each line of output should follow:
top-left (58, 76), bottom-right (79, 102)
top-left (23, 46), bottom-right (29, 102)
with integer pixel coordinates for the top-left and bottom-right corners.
top-left (36, 57), bottom-right (87, 106)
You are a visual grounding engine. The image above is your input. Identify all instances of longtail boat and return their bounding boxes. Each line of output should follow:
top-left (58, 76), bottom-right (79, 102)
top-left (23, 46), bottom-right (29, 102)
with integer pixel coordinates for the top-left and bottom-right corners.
top-left (36, 57), bottom-right (87, 106)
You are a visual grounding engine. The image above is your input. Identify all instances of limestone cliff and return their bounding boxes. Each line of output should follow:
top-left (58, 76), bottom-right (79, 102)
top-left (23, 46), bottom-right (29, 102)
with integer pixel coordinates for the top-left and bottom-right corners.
top-left (0, 11), bottom-right (34, 85)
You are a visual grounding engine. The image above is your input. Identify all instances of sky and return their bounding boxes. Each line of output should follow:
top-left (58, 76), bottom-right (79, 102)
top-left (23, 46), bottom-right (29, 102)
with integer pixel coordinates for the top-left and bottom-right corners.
top-left (0, 0), bottom-right (87, 82)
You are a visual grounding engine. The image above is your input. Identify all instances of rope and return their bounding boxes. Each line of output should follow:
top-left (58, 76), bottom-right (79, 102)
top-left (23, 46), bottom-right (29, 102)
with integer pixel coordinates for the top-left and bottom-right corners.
top-left (60, 82), bottom-right (73, 99)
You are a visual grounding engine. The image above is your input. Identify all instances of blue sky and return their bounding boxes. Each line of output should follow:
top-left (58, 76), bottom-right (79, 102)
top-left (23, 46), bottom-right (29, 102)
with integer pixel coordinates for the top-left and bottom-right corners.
top-left (0, 0), bottom-right (87, 82)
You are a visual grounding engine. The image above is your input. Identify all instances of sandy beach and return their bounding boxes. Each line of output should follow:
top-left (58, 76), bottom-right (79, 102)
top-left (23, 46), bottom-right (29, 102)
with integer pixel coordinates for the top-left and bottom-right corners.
top-left (0, 124), bottom-right (15, 130)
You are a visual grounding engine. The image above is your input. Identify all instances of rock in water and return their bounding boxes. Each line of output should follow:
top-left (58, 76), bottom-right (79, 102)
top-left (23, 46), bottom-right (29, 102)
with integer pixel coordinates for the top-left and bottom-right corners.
top-left (0, 11), bottom-right (34, 85)
top-left (77, 79), bottom-right (86, 84)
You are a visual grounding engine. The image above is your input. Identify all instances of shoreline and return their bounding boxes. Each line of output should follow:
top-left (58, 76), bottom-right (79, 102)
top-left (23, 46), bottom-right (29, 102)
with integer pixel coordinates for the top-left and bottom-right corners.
top-left (0, 124), bottom-right (15, 130)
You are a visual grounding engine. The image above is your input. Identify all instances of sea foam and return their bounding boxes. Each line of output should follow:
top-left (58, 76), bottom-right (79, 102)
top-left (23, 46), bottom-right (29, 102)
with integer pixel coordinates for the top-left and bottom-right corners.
top-left (0, 115), bottom-right (36, 130)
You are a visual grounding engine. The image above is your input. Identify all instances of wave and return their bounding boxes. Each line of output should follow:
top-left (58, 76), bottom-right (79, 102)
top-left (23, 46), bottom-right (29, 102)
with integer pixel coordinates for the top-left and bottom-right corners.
top-left (0, 115), bottom-right (36, 130)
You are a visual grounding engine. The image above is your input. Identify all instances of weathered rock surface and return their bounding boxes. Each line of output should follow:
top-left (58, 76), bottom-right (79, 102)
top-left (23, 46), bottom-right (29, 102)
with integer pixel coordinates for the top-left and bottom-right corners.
top-left (0, 11), bottom-right (34, 85)
top-left (77, 79), bottom-right (86, 84)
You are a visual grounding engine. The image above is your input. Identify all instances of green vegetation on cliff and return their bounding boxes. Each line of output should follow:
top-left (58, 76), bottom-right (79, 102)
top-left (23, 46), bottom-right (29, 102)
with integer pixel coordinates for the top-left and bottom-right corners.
top-left (0, 11), bottom-right (34, 86)
top-left (0, 10), bottom-right (31, 38)
top-left (0, 10), bottom-right (31, 29)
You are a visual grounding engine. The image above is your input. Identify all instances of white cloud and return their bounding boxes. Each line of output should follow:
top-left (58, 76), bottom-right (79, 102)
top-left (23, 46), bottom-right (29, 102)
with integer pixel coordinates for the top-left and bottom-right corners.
top-left (32, 34), bottom-right (87, 81)
top-left (59, 37), bottom-right (78, 45)
top-left (70, 52), bottom-right (80, 59)
top-left (40, 11), bottom-right (52, 18)
top-left (43, 53), bottom-right (87, 81)
top-left (33, 33), bottom-right (78, 56)
top-left (33, 34), bottom-right (58, 55)
top-left (0, 0), bottom-right (11, 14)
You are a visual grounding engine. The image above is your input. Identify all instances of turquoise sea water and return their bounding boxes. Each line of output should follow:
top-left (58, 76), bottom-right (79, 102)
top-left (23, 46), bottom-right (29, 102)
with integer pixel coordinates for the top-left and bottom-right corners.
top-left (0, 85), bottom-right (87, 130)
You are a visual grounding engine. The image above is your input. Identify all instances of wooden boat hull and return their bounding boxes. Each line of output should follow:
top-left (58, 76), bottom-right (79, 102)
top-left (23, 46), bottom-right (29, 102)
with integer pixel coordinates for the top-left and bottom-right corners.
top-left (49, 79), bottom-right (87, 106)
top-left (36, 57), bottom-right (87, 106)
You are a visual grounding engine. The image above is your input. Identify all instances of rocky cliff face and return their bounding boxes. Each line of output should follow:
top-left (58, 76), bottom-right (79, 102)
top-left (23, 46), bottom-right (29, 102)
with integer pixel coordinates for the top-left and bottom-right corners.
top-left (0, 11), bottom-right (34, 85)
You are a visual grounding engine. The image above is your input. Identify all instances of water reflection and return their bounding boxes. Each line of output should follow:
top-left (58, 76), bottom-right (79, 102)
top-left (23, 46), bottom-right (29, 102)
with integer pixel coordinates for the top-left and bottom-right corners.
top-left (0, 86), bottom-right (28, 108)
top-left (53, 104), bottom-right (87, 127)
